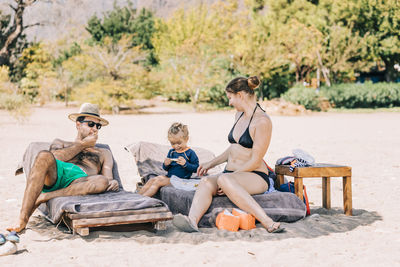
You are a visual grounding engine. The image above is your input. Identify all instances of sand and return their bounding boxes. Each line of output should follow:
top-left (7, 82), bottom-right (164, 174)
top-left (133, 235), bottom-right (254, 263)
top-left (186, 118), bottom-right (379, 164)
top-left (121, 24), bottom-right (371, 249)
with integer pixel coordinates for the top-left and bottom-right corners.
top-left (0, 105), bottom-right (399, 266)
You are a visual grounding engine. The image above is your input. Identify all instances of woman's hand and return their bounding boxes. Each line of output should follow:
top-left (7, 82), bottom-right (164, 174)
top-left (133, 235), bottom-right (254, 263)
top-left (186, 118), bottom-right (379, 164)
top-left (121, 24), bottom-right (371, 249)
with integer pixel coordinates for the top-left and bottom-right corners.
top-left (197, 161), bottom-right (213, 176)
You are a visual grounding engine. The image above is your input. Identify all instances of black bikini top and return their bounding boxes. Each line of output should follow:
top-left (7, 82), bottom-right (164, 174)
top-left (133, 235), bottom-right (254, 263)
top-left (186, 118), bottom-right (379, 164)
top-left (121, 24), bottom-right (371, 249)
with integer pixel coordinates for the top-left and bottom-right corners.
top-left (228, 103), bottom-right (264, 149)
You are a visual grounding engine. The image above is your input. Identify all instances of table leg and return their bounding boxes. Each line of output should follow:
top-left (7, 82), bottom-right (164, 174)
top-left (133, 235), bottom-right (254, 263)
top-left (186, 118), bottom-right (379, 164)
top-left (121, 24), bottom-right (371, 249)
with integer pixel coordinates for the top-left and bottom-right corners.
top-left (343, 176), bottom-right (353, 215)
top-left (322, 177), bottom-right (331, 209)
top-left (276, 174), bottom-right (284, 187)
top-left (294, 177), bottom-right (303, 200)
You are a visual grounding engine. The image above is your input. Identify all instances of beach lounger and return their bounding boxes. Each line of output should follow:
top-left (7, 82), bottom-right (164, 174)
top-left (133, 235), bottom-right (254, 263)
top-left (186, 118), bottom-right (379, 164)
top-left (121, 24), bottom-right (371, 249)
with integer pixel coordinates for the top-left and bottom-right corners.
top-left (125, 142), bottom-right (307, 227)
top-left (15, 142), bottom-right (172, 236)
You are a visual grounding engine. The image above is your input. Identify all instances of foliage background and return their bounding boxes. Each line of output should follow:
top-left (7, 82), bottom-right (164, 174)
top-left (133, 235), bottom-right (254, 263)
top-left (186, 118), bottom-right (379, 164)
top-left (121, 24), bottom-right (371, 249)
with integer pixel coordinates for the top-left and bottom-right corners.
top-left (1, 0), bottom-right (400, 111)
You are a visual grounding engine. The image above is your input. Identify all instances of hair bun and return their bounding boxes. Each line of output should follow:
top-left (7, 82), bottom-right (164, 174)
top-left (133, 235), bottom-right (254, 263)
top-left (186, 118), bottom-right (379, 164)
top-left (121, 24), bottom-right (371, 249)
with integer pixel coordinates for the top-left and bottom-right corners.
top-left (247, 76), bottom-right (260, 90)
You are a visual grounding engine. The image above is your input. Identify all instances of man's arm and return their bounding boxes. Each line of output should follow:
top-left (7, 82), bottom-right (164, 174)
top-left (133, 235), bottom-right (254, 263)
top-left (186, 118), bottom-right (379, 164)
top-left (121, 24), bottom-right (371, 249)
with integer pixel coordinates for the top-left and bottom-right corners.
top-left (102, 148), bottom-right (119, 191)
top-left (50, 134), bottom-right (97, 162)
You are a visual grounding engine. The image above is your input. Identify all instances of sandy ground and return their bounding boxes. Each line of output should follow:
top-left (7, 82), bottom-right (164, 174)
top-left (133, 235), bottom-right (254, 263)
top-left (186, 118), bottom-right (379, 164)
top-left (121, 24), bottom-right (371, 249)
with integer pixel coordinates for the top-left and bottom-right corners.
top-left (0, 105), bottom-right (399, 266)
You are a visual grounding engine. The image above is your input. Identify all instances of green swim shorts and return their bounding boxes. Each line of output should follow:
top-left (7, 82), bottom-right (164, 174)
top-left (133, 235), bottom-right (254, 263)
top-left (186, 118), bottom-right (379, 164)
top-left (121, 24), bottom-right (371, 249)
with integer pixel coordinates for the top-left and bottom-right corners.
top-left (42, 159), bottom-right (88, 193)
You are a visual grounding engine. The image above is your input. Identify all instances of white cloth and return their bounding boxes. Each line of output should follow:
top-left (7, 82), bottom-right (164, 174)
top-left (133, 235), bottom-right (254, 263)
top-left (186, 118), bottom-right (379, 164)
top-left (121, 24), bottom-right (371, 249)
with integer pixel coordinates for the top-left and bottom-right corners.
top-left (170, 175), bottom-right (201, 191)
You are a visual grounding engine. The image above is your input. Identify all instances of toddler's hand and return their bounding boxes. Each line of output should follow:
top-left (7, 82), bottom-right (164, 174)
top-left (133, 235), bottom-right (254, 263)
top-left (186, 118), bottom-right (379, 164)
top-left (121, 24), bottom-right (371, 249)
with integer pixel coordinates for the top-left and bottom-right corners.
top-left (164, 158), bottom-right (172, 166)
top-left (177, 156), bottom-right (186, 166)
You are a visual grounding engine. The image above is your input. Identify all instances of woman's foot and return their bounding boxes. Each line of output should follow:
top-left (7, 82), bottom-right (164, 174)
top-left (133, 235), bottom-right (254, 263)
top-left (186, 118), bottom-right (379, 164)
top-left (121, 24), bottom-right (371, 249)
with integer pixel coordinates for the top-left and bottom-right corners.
top-left (266, 222), bottom-right (284, 233)
top-left (172, 214), bottom-right (199, 233)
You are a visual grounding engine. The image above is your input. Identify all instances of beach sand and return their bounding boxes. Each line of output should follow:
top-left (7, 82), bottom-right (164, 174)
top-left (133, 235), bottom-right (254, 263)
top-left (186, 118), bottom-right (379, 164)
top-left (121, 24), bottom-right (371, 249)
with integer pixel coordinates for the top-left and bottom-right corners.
top-left (0, 105), bottom-right (399, 266)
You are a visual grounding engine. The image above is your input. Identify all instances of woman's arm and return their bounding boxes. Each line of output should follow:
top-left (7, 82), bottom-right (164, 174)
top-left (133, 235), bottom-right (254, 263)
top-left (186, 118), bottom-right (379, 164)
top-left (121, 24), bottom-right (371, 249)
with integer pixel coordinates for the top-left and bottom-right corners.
top-left (197, 146), bottom-right (230, 176)
top-left (234, 117), bottom-right (272, 172)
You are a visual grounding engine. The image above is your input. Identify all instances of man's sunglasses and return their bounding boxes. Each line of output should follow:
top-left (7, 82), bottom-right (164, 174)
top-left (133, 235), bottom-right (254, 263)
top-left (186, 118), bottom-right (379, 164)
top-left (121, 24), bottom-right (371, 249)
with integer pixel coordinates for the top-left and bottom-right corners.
top-left (81, 120), bottom-right (102, 130)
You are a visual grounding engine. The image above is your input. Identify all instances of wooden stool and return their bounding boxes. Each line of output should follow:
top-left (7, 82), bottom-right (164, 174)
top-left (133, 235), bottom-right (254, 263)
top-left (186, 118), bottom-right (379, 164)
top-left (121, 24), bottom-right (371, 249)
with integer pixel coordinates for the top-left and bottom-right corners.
top-left (275, 163), bottom-right (352, 215)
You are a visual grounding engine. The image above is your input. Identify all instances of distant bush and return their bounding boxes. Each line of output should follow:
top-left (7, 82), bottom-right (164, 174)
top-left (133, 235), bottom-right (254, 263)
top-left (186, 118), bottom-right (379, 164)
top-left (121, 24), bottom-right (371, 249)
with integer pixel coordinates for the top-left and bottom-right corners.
top-left (281, 84), bottom-right (321, 110)
top-left (0, 93), bottom-right (29, 119)
top-left (320, 82), bottom-right (400, 108)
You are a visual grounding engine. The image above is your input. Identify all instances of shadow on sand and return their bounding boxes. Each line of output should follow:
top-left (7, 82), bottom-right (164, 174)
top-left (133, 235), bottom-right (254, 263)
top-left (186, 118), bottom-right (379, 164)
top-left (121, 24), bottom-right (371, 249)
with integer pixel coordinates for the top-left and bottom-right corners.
top-left (27, 207), bottom-right (381, 244)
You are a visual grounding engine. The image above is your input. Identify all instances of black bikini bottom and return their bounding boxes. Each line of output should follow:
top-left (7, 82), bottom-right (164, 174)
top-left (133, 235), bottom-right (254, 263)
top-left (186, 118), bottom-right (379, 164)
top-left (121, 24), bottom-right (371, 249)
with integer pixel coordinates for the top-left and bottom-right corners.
top-left (222, 169), bottom-right (270, 188)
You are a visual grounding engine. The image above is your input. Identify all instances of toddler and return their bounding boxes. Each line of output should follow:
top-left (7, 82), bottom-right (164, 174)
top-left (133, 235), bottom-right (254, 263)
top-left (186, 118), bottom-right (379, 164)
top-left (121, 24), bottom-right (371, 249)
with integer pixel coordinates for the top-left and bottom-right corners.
top-left (138, 122), bottom-right (199, 197)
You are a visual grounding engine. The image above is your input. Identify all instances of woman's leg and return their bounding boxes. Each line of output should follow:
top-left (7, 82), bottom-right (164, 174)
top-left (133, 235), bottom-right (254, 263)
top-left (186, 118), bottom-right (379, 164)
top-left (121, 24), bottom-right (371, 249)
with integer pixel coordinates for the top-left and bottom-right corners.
top-left (140, 176), bottom-right (170, 197)
top-left (188, 175), bottom-right (219, 225)
top-left (217, 172), bottom-right (280, 231)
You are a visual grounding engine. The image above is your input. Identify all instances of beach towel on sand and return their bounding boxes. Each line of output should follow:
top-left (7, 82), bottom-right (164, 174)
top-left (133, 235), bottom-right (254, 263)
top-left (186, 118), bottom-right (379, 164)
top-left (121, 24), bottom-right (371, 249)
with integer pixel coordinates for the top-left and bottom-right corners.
top-left (15, 142), bottom-right (167, 224)
top-left (125, 142), bottom-right (306, 227)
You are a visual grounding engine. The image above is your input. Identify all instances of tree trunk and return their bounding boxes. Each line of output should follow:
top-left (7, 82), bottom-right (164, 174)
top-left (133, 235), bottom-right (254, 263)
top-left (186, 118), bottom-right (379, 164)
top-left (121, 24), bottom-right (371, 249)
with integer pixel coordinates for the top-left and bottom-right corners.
top-left (0, 0), bottom-right (37, 66)
top-left (192, 87), bottom-right (200, 112)
top-left (383, 58), bottom-right (398, 82)
top-left (316, 51), bottom-right (331, 86)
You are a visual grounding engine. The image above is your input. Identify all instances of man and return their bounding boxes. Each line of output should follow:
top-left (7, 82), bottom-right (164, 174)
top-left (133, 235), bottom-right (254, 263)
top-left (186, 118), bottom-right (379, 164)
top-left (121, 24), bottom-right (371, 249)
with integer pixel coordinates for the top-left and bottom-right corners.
top-left (8, 103), bottom-right (119, 233)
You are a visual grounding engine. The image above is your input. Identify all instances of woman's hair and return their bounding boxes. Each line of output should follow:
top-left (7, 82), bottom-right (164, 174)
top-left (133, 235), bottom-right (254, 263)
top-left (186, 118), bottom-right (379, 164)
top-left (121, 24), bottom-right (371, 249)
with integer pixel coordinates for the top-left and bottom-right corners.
top-left (225, 76), bottom-right (260, 95)
top-left (168, 122), bottom-right (189, 139)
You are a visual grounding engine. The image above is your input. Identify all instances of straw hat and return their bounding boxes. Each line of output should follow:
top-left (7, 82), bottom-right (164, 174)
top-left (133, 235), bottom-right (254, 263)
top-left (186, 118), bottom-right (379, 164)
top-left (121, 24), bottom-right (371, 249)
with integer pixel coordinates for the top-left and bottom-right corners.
top-left (68, 103), bottom-right (109, 126)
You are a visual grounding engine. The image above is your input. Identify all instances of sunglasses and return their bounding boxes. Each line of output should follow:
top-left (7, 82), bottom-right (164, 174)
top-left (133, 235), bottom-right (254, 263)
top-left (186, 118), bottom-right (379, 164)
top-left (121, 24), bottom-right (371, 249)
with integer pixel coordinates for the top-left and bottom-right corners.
top-left (81, 120), bottom-right (102, 130)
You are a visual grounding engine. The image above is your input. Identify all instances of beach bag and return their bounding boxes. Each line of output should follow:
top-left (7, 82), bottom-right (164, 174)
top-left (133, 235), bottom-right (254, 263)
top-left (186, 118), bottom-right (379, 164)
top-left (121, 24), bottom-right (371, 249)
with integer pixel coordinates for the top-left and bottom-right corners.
top-left (216, 209), bottom-right (240, 232)
top-left (278, 182), bottom-right (310, 216)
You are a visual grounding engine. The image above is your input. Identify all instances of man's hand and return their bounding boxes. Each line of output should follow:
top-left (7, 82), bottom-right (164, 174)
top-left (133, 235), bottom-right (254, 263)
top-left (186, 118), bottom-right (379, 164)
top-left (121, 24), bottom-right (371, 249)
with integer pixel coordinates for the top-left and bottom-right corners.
top-left (80, 133), bottom-right (98, 148)
top-left (106, 180), bottom-right (119, 191)
top-left (164, 157), bottom-right (172, 166)
top-left (176, 156), bottom-right (186, 166)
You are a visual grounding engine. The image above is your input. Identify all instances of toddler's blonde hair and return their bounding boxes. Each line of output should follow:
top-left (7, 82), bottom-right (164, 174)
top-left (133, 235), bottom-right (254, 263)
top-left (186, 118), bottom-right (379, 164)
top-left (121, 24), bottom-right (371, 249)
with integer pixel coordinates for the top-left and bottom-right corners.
top-left (168, 122), bottom-right (189, 139)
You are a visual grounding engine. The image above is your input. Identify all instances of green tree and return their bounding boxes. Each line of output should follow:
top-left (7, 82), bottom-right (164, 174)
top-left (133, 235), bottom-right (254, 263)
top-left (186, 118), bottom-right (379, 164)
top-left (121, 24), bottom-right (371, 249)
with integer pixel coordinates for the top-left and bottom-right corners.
top-left (153, 1), bottom-right (240, 109)
top-left (333, 0), bottom-right (400, 81)
top-left (86, 2), bottom-right (157, 65)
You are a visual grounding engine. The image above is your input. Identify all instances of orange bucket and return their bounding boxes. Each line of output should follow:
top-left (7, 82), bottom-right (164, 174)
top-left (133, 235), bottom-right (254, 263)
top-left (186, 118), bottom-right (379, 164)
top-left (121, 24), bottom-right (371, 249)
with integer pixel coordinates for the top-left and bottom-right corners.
top-left (216, 209), bottom-right (240, 232)
top-left (232, 208), bottom-right (256, 230)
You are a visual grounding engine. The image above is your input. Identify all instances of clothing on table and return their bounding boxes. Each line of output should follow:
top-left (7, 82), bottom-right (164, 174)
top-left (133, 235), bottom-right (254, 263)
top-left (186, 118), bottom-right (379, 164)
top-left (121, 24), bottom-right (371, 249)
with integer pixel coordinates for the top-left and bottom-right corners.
top-left (162, 148), bottom-right (199, 179)
top-left (228, 103), bottom-right (265, 149)
top-left (42, 159), bottom-right (88, 192)
top-left (288, 158), bottom-right (310, 172)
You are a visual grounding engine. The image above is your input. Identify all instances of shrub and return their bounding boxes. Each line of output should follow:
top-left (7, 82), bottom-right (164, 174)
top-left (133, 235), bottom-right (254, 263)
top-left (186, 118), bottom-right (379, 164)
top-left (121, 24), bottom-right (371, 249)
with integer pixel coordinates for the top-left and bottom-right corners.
top-left (281, 84), bottom-right (321, 110)
top-left (320, 82), bottom-right (400, 108)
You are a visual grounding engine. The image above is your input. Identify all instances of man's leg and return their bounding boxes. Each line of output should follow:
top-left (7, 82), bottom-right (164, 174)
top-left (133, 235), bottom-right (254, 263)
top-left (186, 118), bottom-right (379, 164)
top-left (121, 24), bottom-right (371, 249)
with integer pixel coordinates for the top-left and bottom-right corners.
top-left (7, 151), bottom-right (58, 232)
top-left (35, 175), bottom-right (109, 205)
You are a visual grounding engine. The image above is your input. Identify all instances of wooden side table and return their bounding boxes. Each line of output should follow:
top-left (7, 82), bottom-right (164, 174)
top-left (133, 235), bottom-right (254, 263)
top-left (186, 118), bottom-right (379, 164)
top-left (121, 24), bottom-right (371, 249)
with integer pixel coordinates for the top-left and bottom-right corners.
top-left (275, 163), bottom-right (352, 215)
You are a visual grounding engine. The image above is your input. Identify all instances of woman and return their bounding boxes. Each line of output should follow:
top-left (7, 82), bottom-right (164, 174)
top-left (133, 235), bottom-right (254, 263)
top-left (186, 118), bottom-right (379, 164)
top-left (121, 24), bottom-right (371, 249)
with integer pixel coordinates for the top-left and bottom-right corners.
top-left (172, 76), bottom-right (283, 233)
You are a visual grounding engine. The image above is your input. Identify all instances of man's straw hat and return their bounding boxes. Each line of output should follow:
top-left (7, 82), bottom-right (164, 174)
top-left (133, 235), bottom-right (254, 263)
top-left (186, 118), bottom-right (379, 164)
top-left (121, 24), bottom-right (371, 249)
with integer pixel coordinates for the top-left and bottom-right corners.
top-left (68, 103), bottom-right (109, 126)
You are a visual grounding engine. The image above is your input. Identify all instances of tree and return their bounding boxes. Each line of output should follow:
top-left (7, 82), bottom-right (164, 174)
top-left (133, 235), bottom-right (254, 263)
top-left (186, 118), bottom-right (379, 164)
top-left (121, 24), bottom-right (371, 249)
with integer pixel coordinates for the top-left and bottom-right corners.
top-left (0, 0), bottom-right (40, 69)
top-left (86, 2), bottom-right (157, 65)
top-left (333, 0), bottom-right (400, 82)
top-left (153, 1), bottom-right (242, 109)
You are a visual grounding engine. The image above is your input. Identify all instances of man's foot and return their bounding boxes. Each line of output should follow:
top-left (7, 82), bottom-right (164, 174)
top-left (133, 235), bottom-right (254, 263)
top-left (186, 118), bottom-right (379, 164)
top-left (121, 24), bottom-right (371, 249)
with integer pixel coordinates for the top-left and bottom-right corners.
top-left (6, 223), bottom-right (26, 233)
top-left (266, 222), bottom-right (285, 233)
top-left (172, 214), bottom-right (199, 233)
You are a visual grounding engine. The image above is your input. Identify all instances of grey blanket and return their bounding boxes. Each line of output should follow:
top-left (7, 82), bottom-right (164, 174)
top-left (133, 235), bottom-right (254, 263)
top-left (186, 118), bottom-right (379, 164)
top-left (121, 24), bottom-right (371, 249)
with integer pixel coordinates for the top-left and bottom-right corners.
top-left (125, 142), bottom-right (306, 227)
top-left (16, 142), bottom-right (166, 224)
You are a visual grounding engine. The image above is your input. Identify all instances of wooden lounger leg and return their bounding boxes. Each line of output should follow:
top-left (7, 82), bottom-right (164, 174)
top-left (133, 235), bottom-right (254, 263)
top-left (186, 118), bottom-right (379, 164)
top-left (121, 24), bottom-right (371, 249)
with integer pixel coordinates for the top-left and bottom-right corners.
top-left (294, 177), bottom-right (303, 200)
top-left (343, 176), bottom-right (353, 216)
top-left (74, 227), bottom-right (89, 236)
top-left (276, 174), bottom-right (284, 187)
top-left (322, 177), bottom-right (331, 209)
top-left (154, 221), bottom-right (166, 231)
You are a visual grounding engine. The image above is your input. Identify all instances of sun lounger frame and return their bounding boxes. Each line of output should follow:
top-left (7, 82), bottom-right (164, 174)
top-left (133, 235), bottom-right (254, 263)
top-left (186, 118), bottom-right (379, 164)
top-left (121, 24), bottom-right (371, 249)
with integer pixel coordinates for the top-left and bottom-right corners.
top-left (62, 206), bottom-right (173, 236)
